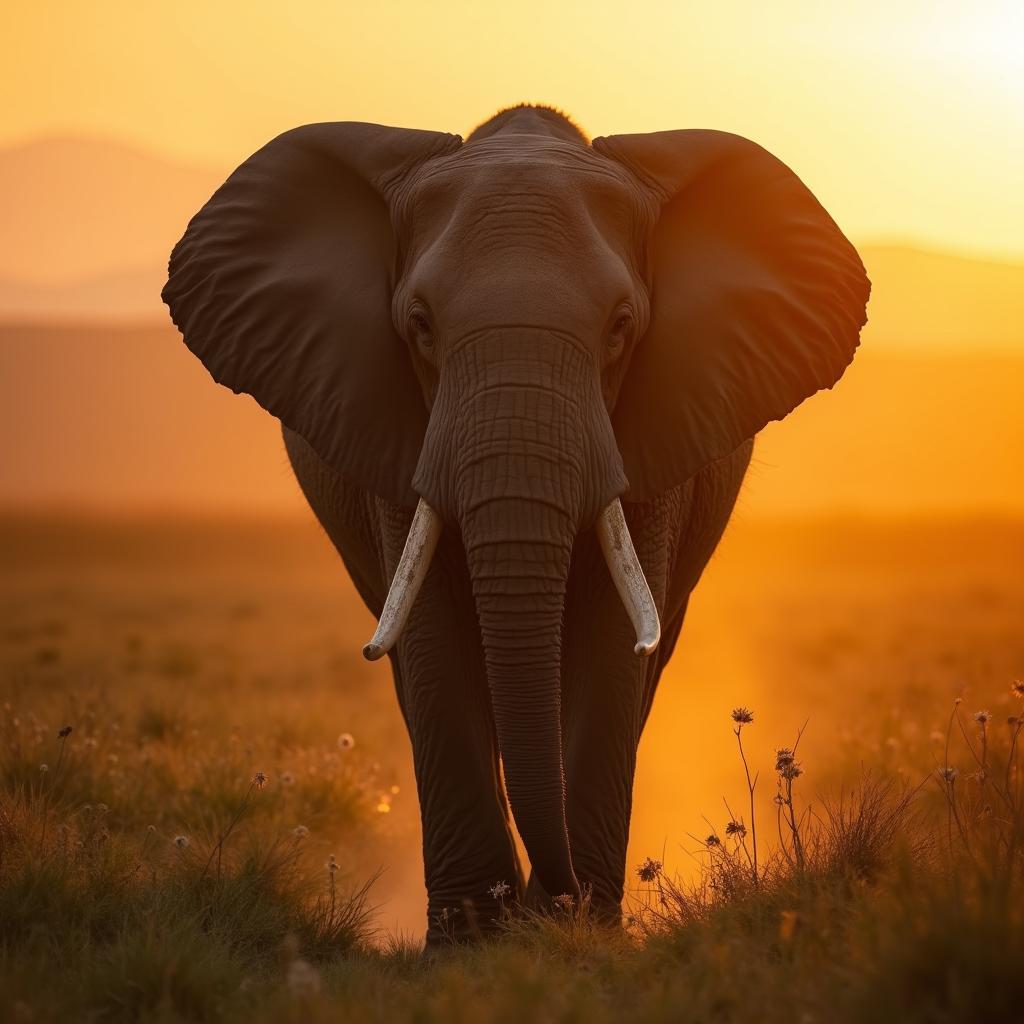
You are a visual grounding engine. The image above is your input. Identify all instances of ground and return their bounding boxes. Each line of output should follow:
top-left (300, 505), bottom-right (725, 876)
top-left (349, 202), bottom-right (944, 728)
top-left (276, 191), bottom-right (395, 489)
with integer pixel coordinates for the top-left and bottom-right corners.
top-left (1, 511), bottom-right (1022, 1022)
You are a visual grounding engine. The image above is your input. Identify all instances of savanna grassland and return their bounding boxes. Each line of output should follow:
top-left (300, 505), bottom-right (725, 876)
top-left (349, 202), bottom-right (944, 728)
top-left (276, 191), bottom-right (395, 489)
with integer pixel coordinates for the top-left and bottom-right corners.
top-left (2, 511), bottom-right (1023, 1023)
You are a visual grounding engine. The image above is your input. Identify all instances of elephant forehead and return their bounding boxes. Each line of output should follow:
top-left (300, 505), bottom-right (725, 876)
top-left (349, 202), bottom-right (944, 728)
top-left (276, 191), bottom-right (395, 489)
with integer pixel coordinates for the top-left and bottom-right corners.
top-left (403, 136), bottom-right (640, 233)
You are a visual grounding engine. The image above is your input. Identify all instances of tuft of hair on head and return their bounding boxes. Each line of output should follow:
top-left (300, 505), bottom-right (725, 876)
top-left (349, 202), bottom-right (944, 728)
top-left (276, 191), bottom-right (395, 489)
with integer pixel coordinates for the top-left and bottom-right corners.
top-left (466, 103), bottom-right (589, 144)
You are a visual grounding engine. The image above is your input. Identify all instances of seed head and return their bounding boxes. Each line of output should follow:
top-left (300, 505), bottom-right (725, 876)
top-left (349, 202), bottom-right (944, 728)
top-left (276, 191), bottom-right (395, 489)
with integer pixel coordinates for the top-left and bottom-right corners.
top-left (974, 710), bottom-right (991, 725)
top-left (488, 880), bottom-right (511, 899)
top-left (58, 725), bottom-right (73, 739)
top-left (731, 707), bottom-right (754, 725)
top-left (337, 733), bottom-right (355, 751)
top-left (174, 835), bottom-right (190, 849)
top-left (253, 771), bottom-right (267, 789)
top-left (780, 761), bottom-right (803, 781)
top-left (636, 857), bottom-right (663, 882)
top-left (706, 833), bottom-right (721, 847)
top-left (293, 825), bottom-right (309, 838)
top-left (286, 957), bottom-right (322, 997)
top-left (939, 766), bottom-right (959, 784)
top-left (327, 854), bottom-right (338, 873)
top-left (725, 820), bottom-right (747, 839)
top-left (1011, 680), bottom-right (1024, 700)
top-left (39, 763), bottom-right (48, 773)
top-left (553, 893), bottom-right (575, 911)
top-left (775, 748), bottom-right (796, 771)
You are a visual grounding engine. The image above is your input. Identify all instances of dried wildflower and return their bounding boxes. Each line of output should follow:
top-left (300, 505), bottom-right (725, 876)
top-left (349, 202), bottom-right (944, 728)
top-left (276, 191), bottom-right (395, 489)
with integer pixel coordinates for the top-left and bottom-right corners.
top-left (705, 833), bottom-right (721, 847)
top-left (974, 710), bottom-right (991, 725)
top-left (489, 880), bottom-right (511, 899)
top-left (146, 824), bottom-right (156, 833)
top-left (553, 893), bottom-right (575, 911)
top-left (775, 748), bottom-right (795, 771)
top-left (326, 854), bottom-right (339, 873)
top-left (954, 696), bottom-right (963, 705)
top-left (253, 771), bottom-right (267, 789)
top-left (293, 825), bottom-right (309, 839)
top-left (174, 835), bottom-right (190, 849)
top-left (58, 725), bottom-right (73, 739)
top-left (337, 733), bottom-right (355, 751)
top-left (938, 766), bottom-right (959, 784)
top-left (725, 820), bottom-right (747, 839)
top-left (280, 772), bottom-right (294, 786)
top-left (39, 763), bottom-right (48, 773)
top-left (1012, 680), bottom-right (1024, 699)
top-left (780, 761), bottom-right (803, 781)
top-left (731, 707), bottom-right (754, 725)
top-left (774, 794), bottom-right (786, 805)
top-left (636, 857), bottom-right (663, 882)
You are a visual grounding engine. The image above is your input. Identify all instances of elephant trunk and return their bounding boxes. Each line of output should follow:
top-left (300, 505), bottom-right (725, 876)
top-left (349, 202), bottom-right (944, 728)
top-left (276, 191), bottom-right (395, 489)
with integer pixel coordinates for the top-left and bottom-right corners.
top-left (410, 328), bottom-right (628, 898)
top-left (462, 498), bottom-right (578, 897)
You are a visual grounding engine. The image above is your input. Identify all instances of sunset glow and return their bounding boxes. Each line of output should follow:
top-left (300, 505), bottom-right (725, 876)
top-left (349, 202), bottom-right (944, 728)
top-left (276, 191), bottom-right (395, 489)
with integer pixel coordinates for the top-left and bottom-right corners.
top-left (3, 0), bottom-right (1022, 258)
top-left (1, 1), bottom-right (1023, 986)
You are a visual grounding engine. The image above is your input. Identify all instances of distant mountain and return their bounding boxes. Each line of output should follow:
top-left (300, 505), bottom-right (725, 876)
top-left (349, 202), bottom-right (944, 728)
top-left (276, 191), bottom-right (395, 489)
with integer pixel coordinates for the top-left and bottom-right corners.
top-left (0, 135), bottom-right (1022, 352)
top-left (0, 135), bottom-right (223, 313)
top-left (858, 244), bottom-right (1024, 351)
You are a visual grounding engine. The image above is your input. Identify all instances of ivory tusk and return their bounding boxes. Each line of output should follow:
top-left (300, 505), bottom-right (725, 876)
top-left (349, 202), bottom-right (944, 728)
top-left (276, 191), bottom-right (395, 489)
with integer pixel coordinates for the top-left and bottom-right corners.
top-left (595, 499), bottom-right (661, 657)
top-left (362, 499), bottom-right (442, 661)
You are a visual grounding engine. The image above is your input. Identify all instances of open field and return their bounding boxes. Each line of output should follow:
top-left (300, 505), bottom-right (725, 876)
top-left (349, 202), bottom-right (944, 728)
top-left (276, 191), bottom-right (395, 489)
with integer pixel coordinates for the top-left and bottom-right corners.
top-left (1, 512), bottom-right (1023, 1021)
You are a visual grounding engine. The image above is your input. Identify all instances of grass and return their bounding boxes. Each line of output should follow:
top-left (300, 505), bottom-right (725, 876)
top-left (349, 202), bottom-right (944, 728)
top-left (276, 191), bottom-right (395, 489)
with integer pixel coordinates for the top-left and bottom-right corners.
top-left (1, 513), bottom-right (1023, 1021)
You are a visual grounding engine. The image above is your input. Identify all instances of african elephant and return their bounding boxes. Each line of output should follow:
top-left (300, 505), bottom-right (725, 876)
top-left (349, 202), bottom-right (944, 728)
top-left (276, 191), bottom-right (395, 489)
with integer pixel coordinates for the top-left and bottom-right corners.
top-left (162, 104), bottom-right (869, 944)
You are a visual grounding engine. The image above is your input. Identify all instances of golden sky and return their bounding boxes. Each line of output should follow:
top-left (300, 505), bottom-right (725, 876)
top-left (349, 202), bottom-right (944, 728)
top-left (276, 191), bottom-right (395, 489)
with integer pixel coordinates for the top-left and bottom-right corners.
top-left (4, 0), bottom-right (1023, 260)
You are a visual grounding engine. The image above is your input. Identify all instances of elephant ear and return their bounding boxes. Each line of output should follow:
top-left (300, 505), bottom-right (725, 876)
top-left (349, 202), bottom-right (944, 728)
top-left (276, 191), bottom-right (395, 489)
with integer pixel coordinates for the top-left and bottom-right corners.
top-left (162, 121), bottom-right (461, 506)
top-left (593, 130), bottom-right (870, 501)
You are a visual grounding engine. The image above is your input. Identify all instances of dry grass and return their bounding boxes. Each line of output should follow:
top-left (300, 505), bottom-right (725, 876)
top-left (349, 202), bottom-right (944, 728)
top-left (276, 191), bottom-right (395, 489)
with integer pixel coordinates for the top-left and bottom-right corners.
top-left (1, 513), bottom-right (1023, 1022)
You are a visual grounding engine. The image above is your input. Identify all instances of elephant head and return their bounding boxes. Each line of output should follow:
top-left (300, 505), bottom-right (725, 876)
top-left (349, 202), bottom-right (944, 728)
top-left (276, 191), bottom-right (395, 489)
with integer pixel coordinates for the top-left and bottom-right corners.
top-left (163, 106), bottom-right (869, 900)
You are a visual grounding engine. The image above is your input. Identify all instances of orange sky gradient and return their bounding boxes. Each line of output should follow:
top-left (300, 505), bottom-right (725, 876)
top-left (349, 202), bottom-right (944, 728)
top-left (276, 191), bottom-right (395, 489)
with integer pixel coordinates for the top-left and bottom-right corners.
top-left (3, 0), bottom-right (1023, 260)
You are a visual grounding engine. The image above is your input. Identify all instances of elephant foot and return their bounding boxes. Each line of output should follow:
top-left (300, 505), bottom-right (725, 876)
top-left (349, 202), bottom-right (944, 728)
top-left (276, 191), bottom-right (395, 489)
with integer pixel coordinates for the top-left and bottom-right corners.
top-left (423, 893), bottom-right (513, 949)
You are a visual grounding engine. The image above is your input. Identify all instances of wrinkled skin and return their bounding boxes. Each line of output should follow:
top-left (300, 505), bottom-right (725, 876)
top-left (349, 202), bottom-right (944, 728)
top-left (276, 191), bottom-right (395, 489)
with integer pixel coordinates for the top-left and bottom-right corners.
top-left (162, 104), bottom-right (868, 947)
top-left (285, 109), bottom-right (751, 942)
top-left (285, 425), bottom-right (750, 942)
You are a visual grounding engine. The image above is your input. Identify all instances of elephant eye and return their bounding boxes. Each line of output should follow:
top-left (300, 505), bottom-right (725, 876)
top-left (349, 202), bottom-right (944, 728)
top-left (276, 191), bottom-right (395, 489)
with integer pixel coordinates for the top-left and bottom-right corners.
top-left (408, 309), bottom-right (434, 348)
top-left (608, 309), bottom-right (634, 347)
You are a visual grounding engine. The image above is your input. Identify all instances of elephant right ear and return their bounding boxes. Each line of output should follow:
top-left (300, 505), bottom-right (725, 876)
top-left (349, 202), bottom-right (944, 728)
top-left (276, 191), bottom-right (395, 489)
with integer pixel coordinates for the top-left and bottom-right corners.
top-left (162, 122), bottom-right (461, 507)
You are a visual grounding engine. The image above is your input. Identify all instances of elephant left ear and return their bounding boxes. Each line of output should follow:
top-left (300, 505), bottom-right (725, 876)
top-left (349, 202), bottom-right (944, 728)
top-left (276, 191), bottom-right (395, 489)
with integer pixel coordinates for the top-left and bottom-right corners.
top-left (592, 130), bottom-right (870, 501)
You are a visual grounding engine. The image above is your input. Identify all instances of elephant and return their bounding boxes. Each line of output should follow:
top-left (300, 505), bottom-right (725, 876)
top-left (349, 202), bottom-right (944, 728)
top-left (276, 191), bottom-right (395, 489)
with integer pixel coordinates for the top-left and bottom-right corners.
top-left (162, 104), bottom-right (869, 945)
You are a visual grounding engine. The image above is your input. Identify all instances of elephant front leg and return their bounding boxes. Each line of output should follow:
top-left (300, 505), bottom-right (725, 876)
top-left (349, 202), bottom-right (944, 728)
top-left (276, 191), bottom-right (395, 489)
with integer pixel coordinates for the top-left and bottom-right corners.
top-left (389, 536), bottom-right (524, 946)
top-left (557, 514), bottom-right (677, 923)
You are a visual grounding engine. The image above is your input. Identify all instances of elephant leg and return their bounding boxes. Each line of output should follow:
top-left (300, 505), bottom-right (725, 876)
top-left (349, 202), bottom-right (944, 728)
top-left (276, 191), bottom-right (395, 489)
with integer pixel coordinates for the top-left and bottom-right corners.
top-left (554, 495), bottom-right (686, 923)
top-left (551, 534), bottom-right (649, 922)
top-left (388, 529), bottom-right (524, 945)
